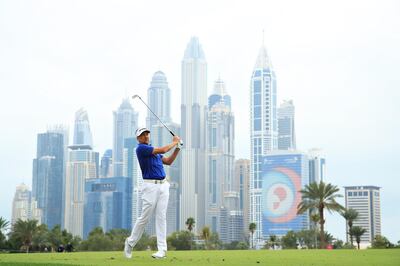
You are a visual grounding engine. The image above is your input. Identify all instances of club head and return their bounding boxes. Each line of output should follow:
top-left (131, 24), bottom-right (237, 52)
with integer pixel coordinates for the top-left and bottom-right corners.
top-left (132, 95), bottom-right (140, 100)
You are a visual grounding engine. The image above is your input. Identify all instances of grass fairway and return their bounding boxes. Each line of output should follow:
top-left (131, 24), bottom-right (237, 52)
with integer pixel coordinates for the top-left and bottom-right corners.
top-left (0, 249), bottom-right (399, 266)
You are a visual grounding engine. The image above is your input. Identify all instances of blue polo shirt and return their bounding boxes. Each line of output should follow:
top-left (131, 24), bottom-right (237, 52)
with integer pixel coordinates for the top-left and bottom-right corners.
top-left (136, 143), bottom-right (166, 180)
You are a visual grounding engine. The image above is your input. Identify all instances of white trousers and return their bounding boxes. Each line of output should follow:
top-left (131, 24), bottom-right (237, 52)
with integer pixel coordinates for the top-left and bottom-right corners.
top-left (127, 181), bottom-right (170, 251)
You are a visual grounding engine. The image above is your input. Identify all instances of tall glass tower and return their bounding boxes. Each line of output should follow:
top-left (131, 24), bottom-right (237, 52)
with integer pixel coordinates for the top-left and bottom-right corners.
top-left (180, 37), bottom-right (208, 231)
top-left (73, 108), bottom-right (93, 147)
top-left (250, 42), bottom-right (278, 246)
top-left (32, 131), bottom-right (64, 229)
top-left (113, 99), bottom-right (138, 177)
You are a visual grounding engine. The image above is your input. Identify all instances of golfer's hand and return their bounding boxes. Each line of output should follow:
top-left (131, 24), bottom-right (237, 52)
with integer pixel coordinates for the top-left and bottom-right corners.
top-left (173, 136), bottom-right (181, 144)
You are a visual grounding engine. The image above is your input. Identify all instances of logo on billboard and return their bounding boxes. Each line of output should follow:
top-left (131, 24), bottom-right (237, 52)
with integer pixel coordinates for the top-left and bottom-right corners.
top-left (262, 167), bottom-right (301, 223)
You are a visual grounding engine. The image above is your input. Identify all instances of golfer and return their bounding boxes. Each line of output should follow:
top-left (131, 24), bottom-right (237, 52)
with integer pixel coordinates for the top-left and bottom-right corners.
top-left (124, 127), bottom-right (181, 259)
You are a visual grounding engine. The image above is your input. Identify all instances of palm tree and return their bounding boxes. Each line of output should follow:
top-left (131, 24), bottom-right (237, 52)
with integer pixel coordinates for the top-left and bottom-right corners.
top-left (269, 235), bottom-right (277, 250)
top-left (185, 217), bottom-right (195, 232)
top-left (310, 213), bottom-right (320, 249)
top-left (297, 181), bottom-right (345, 248)
top-left (0, 217), bottom-right (9, 232)
top-left (249, 222), bottom-right (256, 249)
top-left (12, 219), bottom-right (39, 253)
top-left (350, 226), bottom-right (366, 250)
top-left (185, 217), bottom-right (195, 250)
top-left (201, 226), bottom-right (211, 249)
top-left (341, 208), bottom-right (359, 247)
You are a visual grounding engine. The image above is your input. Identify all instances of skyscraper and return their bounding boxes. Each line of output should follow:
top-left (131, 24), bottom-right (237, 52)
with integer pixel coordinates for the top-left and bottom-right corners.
top-left (11, 183), bottom-right (41, 225)
top-left (73, 108), bottom-right (93, 147)
top-left (206, 78), bottom-right (235, 235)
top-left (64, 144), bottom-right (98, 238)
top-left (32, 130), bottom-right (64, 229)
top-left (180, 37), bottom-right (208, 231)
top-left (235, 159), bottom-right (250, 235)
top-left (145, 71), bottom-right (181, 235)
top-left (344, 186), bottom-right (382, 248)
top-left (308, 148), bottom-right (326, 184)
top-left (113, 99), bottom-right (138, 177)
top-left (250, 41), bottom-right (278, 246)
top-left (278, 100), bottom-right (296, 150)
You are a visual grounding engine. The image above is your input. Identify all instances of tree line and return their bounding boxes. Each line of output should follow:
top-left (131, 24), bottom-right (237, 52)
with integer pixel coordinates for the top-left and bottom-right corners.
top-left (0, 182), bottom-right (397, 252)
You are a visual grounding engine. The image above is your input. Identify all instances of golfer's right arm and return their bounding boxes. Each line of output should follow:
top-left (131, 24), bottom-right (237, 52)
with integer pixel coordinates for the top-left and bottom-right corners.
top-left (152, 136), bottom-right (180, 154)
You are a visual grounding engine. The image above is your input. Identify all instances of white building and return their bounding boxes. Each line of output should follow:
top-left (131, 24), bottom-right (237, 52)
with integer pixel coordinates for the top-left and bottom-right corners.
top-left (308, 148), bottom-right (326, 184)
top-left (180, 37), bottom-right (208, 231)
top-left (250, 41), bottom-right (278, 246)
top-left (64, 145), bottom-right (98, 237)
top-left (11, 183), bottom-right (41, 225)
top-left (344, 186), bottom-right (382, 248)
top-left (206, 78), bottom-right (235, 237)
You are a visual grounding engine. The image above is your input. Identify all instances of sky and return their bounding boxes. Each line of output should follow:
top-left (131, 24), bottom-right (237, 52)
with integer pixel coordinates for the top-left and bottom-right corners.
top-left (0, 0), bottom-right (399, 242)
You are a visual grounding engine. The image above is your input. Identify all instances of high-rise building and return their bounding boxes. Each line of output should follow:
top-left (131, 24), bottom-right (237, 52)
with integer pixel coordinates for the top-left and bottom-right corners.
top-left (308, 148), bottom-right (326, 184)
top-left (235, 159), bottom-right (250, 234)
top-left (250, 41), bottom-right (278, 246)
top-left (206, 78), bottom-right (235, 234)
top-left (180, 37), bottom-right (208, 231)
top-left (100, 149), bottom-right (113, 178)
top-left (11, 183), bottom-right (41, 224)
top-left (64, 144), bottom-right (98, 237)
top-left (260, 151), bottom-right (310, 238)
top-left (32, 131), bottom-right (64, 229)
top-left (344, 186), bottom-right (381, 247)
top-left (278, 100), bottom-right (296, 150)
top-left (73, 109), bottom-right (93, 147)
top-left (113, 99), bottom-right (138, 177)
top-left (145, 71), bottom-right (181, 235)
top-left (83, 176), bottom-right (132, 238)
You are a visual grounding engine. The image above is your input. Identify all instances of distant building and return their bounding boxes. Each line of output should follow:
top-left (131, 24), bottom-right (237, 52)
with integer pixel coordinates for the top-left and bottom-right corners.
top-left (308, 148), bottom-right (326, 184)
top-left (11, 183), bottom-right (41, 224)
top-left (278, 100), bottom-right (296, 150)
top-left (83, 176), bottom-right (132, 238)
top-left (344, 186), bottom-right (381, 248)
top-left (64, 145), bottom-right (98, 237)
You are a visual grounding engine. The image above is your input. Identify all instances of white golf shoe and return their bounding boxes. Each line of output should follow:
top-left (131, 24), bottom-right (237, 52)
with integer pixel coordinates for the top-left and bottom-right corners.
top-left (124, 239), bottom-right (132, 259)
top-left (151, 250), bottom-right (166, 259)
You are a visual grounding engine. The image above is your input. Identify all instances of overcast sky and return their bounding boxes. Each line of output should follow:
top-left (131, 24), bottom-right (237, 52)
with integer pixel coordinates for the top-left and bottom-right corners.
top-left (1, 0), bottom-right (399, 242)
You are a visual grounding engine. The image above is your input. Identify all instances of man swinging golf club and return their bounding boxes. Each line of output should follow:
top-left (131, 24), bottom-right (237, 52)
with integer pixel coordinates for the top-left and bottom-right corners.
top-left (124, 127), bottom-right (181, 259)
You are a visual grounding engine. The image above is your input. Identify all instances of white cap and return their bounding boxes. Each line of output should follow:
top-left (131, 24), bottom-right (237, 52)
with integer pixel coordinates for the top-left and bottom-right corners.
top-left (135, 127), bottom-right (150, 137)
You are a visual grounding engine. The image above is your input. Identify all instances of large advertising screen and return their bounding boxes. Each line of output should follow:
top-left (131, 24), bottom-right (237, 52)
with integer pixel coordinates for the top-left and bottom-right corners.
top-left (261, 154), bottom-right (307, 236)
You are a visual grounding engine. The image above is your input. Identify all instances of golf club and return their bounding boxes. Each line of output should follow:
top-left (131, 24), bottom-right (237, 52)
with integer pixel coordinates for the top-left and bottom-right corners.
top-left (132, 94), bottom-right (183, 146)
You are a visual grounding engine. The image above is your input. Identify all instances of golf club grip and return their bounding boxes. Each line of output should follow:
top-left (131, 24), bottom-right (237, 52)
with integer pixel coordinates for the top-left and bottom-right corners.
top-left (169, 130), bottom-right (184, 146)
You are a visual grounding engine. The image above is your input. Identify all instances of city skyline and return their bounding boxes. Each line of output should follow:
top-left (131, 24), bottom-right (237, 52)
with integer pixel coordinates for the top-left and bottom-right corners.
top-left (0, 0), bottom-right (399, 243)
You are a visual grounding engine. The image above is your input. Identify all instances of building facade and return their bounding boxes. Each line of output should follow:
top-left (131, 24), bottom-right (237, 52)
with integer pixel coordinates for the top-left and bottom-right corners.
top-left (250, 42), bottom-right (278, 245)
top-left (83, 176), bottom-right (132, 238)
top-left (180, 37), bottom-right (208, 231)
top-left (11, 183), bottom-right (41, 225)
top-left (344, 186), bottom-right (381, 247)
top-left (277, 100), bottom-right (296, 150)
top-left (261, 151), bottom-right (309, 238)
top-left (113, 99), bottom-right (138, 177)
top-left (32, 131), bottom-right (64, 229)
top-left (64, 145), bottom-right (98, 237)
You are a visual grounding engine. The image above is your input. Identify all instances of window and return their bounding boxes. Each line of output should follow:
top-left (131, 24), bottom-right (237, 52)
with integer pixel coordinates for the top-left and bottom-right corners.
top-left (348, 192), bottom-right (353, 196)
top-left (254, 119), bottom-right (261, 131)
top-left (254, 106), bottom-right (261, 118)
top-left (254, 80), bottom-right (261, 93)
top-left (363, 191), bottom-right (368, 196)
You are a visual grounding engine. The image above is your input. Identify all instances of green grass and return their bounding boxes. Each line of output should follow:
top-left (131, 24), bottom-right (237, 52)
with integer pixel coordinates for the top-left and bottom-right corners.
top-left (0, 249), bottom-right (399, 266)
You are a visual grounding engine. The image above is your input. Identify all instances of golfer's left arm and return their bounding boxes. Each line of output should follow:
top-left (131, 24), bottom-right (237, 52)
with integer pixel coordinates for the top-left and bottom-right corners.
top-left (162, 146), bottom-right (180, 165)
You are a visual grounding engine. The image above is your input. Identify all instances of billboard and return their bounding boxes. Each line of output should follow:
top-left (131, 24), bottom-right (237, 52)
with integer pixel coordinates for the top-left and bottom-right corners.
top-left (261, 153), bottom-right (308, 237)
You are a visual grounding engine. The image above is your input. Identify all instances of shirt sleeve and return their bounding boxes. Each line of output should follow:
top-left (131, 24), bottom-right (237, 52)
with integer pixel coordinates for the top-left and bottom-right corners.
top-left (137, 145), bottom-right (154, 157)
